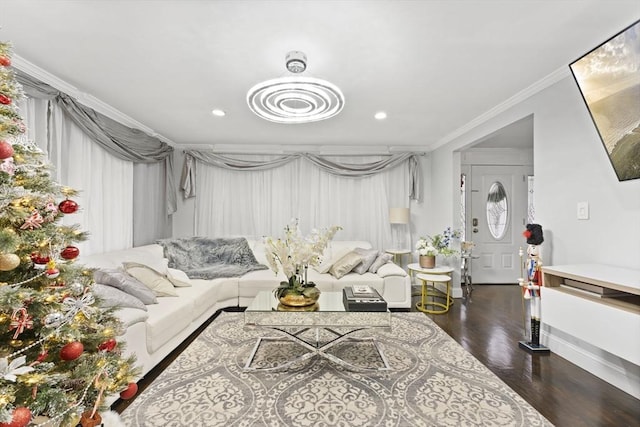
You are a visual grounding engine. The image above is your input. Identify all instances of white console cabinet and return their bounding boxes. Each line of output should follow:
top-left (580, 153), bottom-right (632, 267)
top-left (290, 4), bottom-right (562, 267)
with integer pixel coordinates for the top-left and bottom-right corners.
top-left (541, 264), bottom-right (640, 399)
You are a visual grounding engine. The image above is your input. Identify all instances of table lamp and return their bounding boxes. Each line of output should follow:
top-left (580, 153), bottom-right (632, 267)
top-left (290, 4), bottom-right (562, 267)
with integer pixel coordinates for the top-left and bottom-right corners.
top-left (389, 207), bottom-right (410, 249)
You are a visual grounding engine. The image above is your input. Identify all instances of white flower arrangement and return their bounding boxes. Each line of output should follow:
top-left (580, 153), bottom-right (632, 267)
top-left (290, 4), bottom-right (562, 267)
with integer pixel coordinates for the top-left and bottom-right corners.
top-left (415, 238), bottom-right (438, 256)
top-left (264, 219), bottom-right (341, 282)
top-left (415, 227), bottom-right (461, 257)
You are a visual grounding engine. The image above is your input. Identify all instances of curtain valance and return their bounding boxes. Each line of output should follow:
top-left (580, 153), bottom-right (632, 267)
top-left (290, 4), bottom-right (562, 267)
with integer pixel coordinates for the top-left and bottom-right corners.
top-left (182, 150), bottom-right (423, 201)
top-left (16, 72), bottom-right (177, 214)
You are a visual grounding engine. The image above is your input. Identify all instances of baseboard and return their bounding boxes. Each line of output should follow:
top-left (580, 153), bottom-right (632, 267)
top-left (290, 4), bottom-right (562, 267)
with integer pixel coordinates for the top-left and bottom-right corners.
top-left (542, 325), bottom-right (640, 399)
top-left (452, 286), bottom-right (464, 299)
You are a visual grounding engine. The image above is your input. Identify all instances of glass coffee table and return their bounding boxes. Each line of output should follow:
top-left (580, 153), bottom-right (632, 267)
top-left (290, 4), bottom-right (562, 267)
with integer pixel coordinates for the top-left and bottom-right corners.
top-left (244, 291), bottom-right (392, 371)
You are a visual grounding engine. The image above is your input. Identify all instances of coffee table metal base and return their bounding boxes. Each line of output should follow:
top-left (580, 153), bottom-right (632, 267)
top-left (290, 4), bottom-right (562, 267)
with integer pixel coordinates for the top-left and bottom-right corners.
top-left (244, 326), bottom-right (391, 372)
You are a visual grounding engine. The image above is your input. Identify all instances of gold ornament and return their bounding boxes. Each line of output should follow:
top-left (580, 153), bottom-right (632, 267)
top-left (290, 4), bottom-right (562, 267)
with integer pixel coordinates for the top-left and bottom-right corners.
top-left (23, 373), bottom-right (45, 385)
top-left (0, 253), bottom-right (20, 271)
top-left (10, 339), bottom-right (23, 347)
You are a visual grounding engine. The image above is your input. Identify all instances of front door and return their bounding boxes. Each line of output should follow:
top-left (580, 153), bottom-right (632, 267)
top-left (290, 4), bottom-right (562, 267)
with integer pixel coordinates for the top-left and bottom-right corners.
top-left (469, 165), bottom-right (533, 284)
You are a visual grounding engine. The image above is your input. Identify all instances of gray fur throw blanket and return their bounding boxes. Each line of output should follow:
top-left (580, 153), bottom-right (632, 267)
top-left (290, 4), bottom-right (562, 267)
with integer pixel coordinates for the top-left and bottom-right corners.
top-left (156, 237), bottom-right (267, 280)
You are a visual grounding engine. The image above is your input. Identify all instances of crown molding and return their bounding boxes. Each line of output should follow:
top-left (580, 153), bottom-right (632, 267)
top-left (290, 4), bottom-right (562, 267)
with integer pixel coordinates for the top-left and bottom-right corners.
top-left (12, 54), bottom-right (175, 146)
top-left (432, 66), bottom-right (571, 150)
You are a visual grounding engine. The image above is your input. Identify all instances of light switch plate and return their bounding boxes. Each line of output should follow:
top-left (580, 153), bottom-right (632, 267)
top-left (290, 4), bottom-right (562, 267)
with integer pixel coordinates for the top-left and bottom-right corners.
top-left (577, 201), bottom-right (589, 220)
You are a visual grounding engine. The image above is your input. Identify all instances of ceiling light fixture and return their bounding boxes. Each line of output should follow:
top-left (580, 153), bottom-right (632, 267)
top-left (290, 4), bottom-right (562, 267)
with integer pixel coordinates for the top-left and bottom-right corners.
top-left (247, 51), bottom-right (345, 124)
top-left (374, 111), bottom-right (387, 120)
top-left (211, 109), bottom-right (226, 117)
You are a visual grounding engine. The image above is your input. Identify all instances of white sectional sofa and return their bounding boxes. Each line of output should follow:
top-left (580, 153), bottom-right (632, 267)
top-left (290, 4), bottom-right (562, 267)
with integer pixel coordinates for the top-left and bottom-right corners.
top-left (80, 238), bottom-right (411, 384)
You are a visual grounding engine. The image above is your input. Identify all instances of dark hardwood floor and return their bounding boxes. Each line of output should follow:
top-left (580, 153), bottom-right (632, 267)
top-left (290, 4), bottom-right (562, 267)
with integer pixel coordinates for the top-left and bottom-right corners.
top-left (113, 285), bottom-right (640, 426)
top-left (418, 285), bottom-right (640, 427)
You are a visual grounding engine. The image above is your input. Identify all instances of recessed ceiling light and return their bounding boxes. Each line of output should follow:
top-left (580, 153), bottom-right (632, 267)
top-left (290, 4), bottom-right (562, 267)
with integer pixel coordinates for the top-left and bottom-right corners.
top-left (212, 109), bottom-right (226, 117)
top-left (374, 111), bottom-right (387, 120)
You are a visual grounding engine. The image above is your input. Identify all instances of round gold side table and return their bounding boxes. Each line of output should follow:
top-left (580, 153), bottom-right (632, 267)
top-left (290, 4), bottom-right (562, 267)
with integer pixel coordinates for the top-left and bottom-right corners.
top-left (415, 272), bottom-right (453, 314)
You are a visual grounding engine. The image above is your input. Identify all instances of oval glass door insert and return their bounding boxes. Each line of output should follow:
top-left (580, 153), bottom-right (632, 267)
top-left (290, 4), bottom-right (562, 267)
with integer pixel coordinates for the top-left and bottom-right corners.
top-left (486, 181), bottom-right (508, 240)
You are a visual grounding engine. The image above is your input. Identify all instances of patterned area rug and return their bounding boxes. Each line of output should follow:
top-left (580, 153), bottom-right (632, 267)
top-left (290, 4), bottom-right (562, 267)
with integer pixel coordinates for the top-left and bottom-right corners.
top-left (120, 312), bottom-right (552, 426)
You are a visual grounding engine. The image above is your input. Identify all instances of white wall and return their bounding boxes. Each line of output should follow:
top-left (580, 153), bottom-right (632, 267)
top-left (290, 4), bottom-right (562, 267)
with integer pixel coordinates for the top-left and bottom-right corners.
top-left (535, 79), bottom-right (640, 268)
top-left (430, 75), bottom-right (640, 270)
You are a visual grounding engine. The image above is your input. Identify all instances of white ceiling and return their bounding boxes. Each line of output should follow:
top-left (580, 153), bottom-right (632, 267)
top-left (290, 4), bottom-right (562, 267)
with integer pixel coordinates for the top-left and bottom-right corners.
top-left (1, 0), bottom-right (638, 152)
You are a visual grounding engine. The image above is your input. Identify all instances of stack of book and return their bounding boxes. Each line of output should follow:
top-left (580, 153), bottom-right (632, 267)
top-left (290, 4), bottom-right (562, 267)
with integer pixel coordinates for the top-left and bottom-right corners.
top-left (342, 285), bottom-right (388, 312)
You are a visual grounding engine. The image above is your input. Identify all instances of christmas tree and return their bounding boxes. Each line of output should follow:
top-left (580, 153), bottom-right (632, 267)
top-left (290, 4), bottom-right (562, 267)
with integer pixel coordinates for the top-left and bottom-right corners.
top-left (0, 42), bottom-right (138, 426)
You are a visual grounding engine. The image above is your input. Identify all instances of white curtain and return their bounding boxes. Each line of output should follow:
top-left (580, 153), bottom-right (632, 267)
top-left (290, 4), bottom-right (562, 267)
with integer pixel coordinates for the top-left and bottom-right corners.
top-left (19, 98), bottom-right (133, 255)
top-left (133, 162), bottom-right (171, 246)
top-left (195, 155), bottom-right (410, 249)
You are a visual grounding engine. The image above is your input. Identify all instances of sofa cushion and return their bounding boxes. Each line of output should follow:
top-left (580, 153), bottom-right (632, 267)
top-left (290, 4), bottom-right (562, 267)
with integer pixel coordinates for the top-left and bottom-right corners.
top-left (332, 273), bottom-right (384, 294)
top-left (368, 252), bottom-right (393, 273)
top-left (145, 295), bottom-right (194, 353)
top-left (93, 268), bottom-right (158, 305)
top-left (351, 248), bottom-right (379, 274)
top-left (168, 279), bottom-right (224, 320)
top-left (123, 262), bottom-right (178, 297)
top-left (92, 283), bottom-right (147, 311)
top-left (167, 268), bottom-right (192, 287)
top-left (247, 240), bottom-right (270, 266)
top-left (113, 307), bottom-right (149, 328)
top-left (195, 277), bottom-right (239, 305)
top-left (238, 269), bottom-right (287, 298)
top-left (329, 251), bottom-right (364, 279)
top-left (304, 269), bottom-right (338, 292)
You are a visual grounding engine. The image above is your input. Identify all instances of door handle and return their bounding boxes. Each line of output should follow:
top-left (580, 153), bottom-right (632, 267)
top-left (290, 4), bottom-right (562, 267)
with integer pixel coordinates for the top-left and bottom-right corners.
top-left (473, 228), bottom-right (479, 233)
top-left (472, 218), bottom-right (478, 226)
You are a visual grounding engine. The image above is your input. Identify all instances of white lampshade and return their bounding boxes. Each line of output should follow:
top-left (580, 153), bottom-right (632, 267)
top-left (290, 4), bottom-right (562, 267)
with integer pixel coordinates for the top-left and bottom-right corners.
top-left (389, 207), bottom-right (410, 224)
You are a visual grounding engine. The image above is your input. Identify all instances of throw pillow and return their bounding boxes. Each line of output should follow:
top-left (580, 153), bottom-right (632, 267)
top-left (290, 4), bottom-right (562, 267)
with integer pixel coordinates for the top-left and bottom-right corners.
top-left (329, 251), bottom-right (364, 279)
top-left (314, 247), bottom-right (352, 274)
top-left (167, 268), bottom-right (192, 287)
top-left (92, 283), bottom-right (148, 311)
top-left (351, 247), bottom-right (380, 275)
top-left (93, 268), bottom-right (158, 305)
top-left (376, 262), bottom-right (408, 278)
top-left (368, 252), bottom-right (393, 274)
top-left (123, 262), bottom-right (178, 297)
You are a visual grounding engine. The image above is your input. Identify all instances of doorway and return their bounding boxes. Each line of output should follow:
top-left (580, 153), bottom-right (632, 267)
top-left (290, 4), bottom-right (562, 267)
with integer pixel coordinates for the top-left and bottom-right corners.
top-left (469, 165), bottom-right (533, 283)
top-left (459, 115), bottom-right (534, 284)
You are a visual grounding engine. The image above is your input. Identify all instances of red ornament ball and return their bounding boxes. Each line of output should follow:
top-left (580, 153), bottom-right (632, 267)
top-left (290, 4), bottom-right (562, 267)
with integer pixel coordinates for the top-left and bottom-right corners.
top-left (0, 94), bottom-right (11, 105)
top-left (60, 246), bottom-right (80, 260)
top-left (58, 199), bottom-right (79, 214)
top-left (45, 268), bottom-right (60, 279)
top-left (0, 56), bottom-right (11, 67)
top-left (30, 253), bottom-right (50, 268)
top-left (0, 140), bottom-right (14, 159)
top-left (60, 341), bottom-right (84, 361)
top-left (98, 338), bottom-right (117, 352)
top-left (119, 382), bottom-right (138, 400)
top-left (0, 406), bottom-right (32, 427)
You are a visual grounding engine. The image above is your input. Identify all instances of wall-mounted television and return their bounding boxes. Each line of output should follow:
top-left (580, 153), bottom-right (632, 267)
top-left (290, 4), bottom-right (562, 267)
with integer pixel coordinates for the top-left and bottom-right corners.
top-left (569, 19), bottom-right (640, 181)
